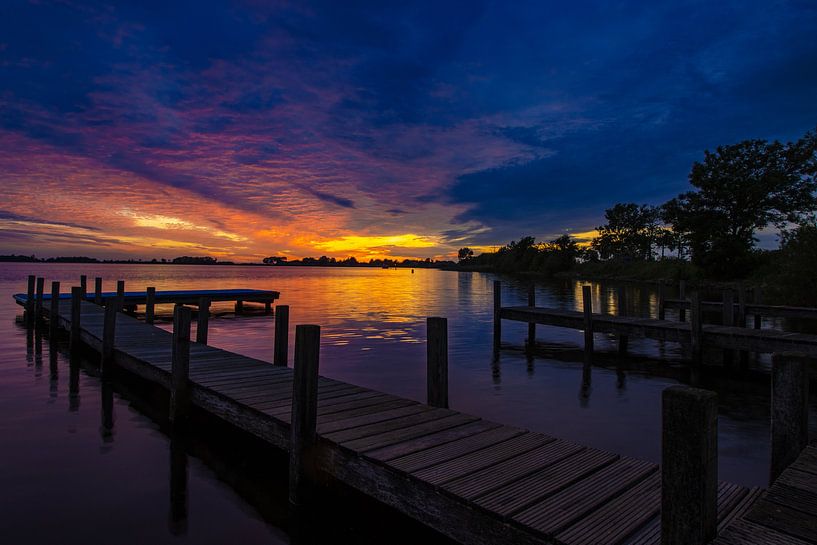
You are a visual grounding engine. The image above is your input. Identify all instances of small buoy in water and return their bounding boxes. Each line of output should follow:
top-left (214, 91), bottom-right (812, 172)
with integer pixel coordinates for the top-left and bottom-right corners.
top-left (411, 269), bottom-right (414, 274)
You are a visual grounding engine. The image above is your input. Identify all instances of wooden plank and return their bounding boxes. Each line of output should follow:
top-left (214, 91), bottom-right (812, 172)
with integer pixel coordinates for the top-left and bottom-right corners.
top-left (365, 419), bottom-right (504, 463)
top-left (714, 519), bottom-right (811, 545)
top-left (324, 408), bottom-right (454, 443)
top-left (342, 413), bottom-right (480, 453)
top-left (411, 432), bottom-right (554, 486)
top-left (317, 398), bottom-right (418, 425)
top-left (745, 498), bottom-right (817, 543)
top-left (317, 404), bottom-right (431, 435)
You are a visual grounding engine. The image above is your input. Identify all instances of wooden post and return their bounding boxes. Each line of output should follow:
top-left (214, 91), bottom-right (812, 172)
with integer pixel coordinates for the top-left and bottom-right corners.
top-left (94, 277), bottom-right (103, 305)
top-left (235, 300), bottom-right (244, 314)
top-left (658, 281), bottom-right (666, 321)
top-left (35, 276), bottom-right (45, 321)
top-left (273, 305), bottom-right (290, 366)
top-left (689, 291), bottom-right (702, 366)
top-left (265, 301), bottom-right (272, 314)
top-left (145, 287), bottom-right (156, 324)
top-left (678, 280), bottom-right (686, 322)
top-left (80, 275), bottom-right (87, 297)
top-left (722, 290), bottom-right (735, 368)
top-left (289, 324), bottom-right (321, 507)
top-left (427, 317), bottom-right (448, 409)
top-left (70, 286), bottom-right (82, 351)
top-left (49, 281), bottom-right (60, 337)
top-left (754, 286), bottom-right (762, 329)
top-left (25, 274), bottom-right (35, 326)
top-left (101, 300), bottom-right (117, 374)
top-left (737, 286), bottom-right (747, 327)
top-left (582, 285), bottom-right (593, 364)
top-left (527, 284), bottom-right (536, 348)
top-left (661, 385), bottom-right (718, 545)
top-left (196, 297), bottom-right (210, 345)
top-left (770, 353), bottom-right (809, 483)
top-left (617, 285), bottom-right (628, 355)
top-left (170, 305), bottom-right (192, 425)
top-left (116, 280), bottom-right (125, 311)
top-left (493, 281), bottom-right (501, 352)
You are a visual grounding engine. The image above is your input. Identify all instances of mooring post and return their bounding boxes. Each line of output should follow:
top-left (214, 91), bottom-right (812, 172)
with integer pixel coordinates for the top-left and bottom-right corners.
top-left (527, 284), bottom-right (536, 348)
top-left (661, 385), bottom-right (718, 545)
top-left (145, 287), bottom-right (156, 324)
top-left (94, 277), bottom-right (103, 305)
top-left (80, 275), bottom-right (87, 298)
top-left (658, 281), bottom-right (666, 320)
top-left (170, 304), bottom-right (192, 425)
top-left (582, 285), bottom-right (593, 364)
top-left (116, 280), bottom-right (125, 311)
top-left (70, 286), bottom-right (82, 352)
top-left (770, 353), bottom-right (809, 483)
top-left (25, 274), bottom-right (35, 326)
top-left (754, 286), bottom-right (762, 329)
top-left (689, 291), bottom-right (702, 366)
top-left (493, 281), bottom-right (501, 352)
top-left (101, 300), bottom-right (118, 374)
top-left (35, 276), bottom-right (45, 321)
top-left (265, 301), bottom-right (272, 314)
top-left (617, 285), bottom-right (628, 355)
top-left (678, 280), bottom-right (686, 322)
top-left (273, 304), bottom-right (290, 366)
top-left (235, 300), bottom-right (244, 315)
top-left (196, 297), bottom-right (210, 345)
top-left (722, 290), bottom-right (735, 368)
top-left (289, 324), bottom-right (321, 507)
top-left (427, 317), bottom-right (449, 409)
top-left (49, 281), bottom-right (60, 337)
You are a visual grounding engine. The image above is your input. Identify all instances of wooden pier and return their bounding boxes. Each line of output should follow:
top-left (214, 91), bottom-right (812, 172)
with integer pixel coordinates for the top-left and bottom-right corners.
top-left (16, 275), bottom-right (815, 545)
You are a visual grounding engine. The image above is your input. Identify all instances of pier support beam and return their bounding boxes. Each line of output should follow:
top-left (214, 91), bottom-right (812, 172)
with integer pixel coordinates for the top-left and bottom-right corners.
top-left (617, 286), bottom-right (628, 355)
top-left (25, 274), bottom-right (35, 326)
top-left (754, 287), bottom-right (763, 329)
top-left (661, 385), bottom-right (717, 545)
top-left (689, 291), bottom-right (702, 366)
top-left (70, 286), bottom-right (82, 352)
top-left (101, 300), bottom-right (117, 375)
top-left (196, 297), bottom-right (210, 345)
top-left (493, 281), bottom-right (501, 353)
top-left (35, 276), bottom-right (44, 322)
top-left (582, 285), bottom-right (594, 366)
top-left (722, 290), bottom-right (734, 368)
top-left (235, 300), bottom-right (244, 315)
top-left (658, 281), bottom-right (666, 321)
top-left (290, 324), bottom-right (321, 507)
top-left (94, 277), bottom-right (103, 305)
top-left (80, 275), bottom-right (87, 298)
top-left (427, 317), bottom-right (448, 409)
top-left (274, 305), bottom-right (290, 367)
top-left (49, 281), bottom-right (60, 338)
top-left (770, 353), bottom-right (809, 483)
top-left (527, 285), bottom-right (536, 349)
top-left (170, 305), bottom-right (192, 425)
top-left (116, 280), bottom-right (125, 312)
top-left (146, 287), bottom-right (156, 325)
top-left (678, 280), bottom-right (686, 322)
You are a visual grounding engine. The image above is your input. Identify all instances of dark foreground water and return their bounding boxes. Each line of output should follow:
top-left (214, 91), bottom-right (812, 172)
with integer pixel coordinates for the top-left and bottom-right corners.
top-left (1, 263), bottom-right (815, 543)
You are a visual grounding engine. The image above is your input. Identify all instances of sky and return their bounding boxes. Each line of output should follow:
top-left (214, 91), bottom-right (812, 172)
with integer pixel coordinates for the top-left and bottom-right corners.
top-left (1, 0), bottom-right (816, 261)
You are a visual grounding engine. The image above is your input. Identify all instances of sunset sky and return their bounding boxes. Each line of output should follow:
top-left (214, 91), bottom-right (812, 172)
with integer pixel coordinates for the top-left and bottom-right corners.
top-left (1, 1), bottom-right (816, 261)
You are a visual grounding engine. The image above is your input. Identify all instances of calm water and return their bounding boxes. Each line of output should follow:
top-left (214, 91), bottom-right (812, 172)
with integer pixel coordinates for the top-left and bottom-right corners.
top-left (2, 263), bottom-right (815, 543)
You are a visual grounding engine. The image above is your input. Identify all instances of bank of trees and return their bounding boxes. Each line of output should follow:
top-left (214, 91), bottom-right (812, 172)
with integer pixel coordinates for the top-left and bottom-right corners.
top-left (459, 234), bottom-right (585, 274)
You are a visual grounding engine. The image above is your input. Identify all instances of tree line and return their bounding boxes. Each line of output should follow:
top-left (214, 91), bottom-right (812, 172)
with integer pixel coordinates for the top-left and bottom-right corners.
top-left (459, 127), bottom-right (817, 281)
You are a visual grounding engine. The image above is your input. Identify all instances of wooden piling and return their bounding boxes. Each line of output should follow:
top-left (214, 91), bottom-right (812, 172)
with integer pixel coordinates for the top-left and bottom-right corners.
top-left (770, 353), bottom-right (809, 483)
top-left (493, 281), bottom-right (501, 352)
top-left (754, 287), bottom-right (762, 329)
top-left (617, 286), bottom-right (628, 355)
top-left (196, 297), bottom-right (210, 345)
top-left (170, 305), bottom-right (192, 425)
top-left (689, 291), bottom-right (702, 365)
top-left (94, 277), bottom-right (103, 305)
top-left (661, 385), bottom-right (717, 545)
top-left (80, 275), bottom-right (87, 297)
top-left (678, 280), bottom-right (686, 322)
top-left (527, 284), bottom-right (536, 348)
top-left (273, 305), bottom-right (290, 367)
top-left (25, 274), bottom-right (35, 325)
top-left (35, 276), bottom-right (44, 321)
top-left (116, 280), bottom-right (125, 311)
top-left (235, 300), bottom-right (244, 314)
top-left (145, 287), bottom-right (156, 325)
top-left (289, 324), bottom-right (321, 507)
top-left (70, 286), bottom-right (82, 351)
top-left (658, 281), bottom-right (666, 321)
top-left (427, 317), bottom-right (448, 409)
top-left (737, 286), bottom-right (747, 327)
top-left (265, 301), bottom-right (272, 314)
top-left (49, 281), bottom-right (60, 337)
top-left (101, 300), bottom-right (117, 374)
top-left (722, 290), bottom-right (734, 368)
top-left (582, 285), bottom-right (593, 364)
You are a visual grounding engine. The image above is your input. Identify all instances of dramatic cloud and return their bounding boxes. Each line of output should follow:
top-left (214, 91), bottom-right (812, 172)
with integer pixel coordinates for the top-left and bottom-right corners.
top-left (0, 0), bottom-right (815, 259)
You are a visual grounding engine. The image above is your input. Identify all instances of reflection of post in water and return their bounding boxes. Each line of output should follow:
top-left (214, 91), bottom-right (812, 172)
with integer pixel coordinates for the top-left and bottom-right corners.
top-left (26, 327), bottom-right (34, 366)
top-left (168, 434), bottom-right (189, 536)
top-left (579, 365), bottom-right (592, 408)
top-left (616, 365), bottom-right (626, 391)
top-left (526, 351), bottom-right (534, 376)
top-left (34, 328), bottom-right (43, 376)
top-left (491, 353), bottom-right (501, 385)
top-left (69, 354), bottom-right (80, 412)
top-left (49, 342), bottom-right (58, 399)
top-left (100, 380), bottom-right (114, 445)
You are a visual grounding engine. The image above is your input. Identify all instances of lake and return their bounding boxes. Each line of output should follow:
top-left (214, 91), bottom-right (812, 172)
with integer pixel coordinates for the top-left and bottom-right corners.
top-left (1, 263), bottom-right (814, 543)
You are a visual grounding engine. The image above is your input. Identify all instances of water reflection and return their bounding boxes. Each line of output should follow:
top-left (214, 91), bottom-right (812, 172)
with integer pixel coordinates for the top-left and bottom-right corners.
top-left (100, 380), bottom-right (115, 448)
top-left (169, 433), bottom-right (189, 536)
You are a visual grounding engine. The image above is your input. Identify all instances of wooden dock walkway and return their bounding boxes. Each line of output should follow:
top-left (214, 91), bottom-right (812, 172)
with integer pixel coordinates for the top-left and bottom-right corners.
top-left (14, 287), bottom-right (279, 308)
top-left (713, 443), bottom-right (817, 544)
top-left (23, 285), bottom-right (770, 545)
